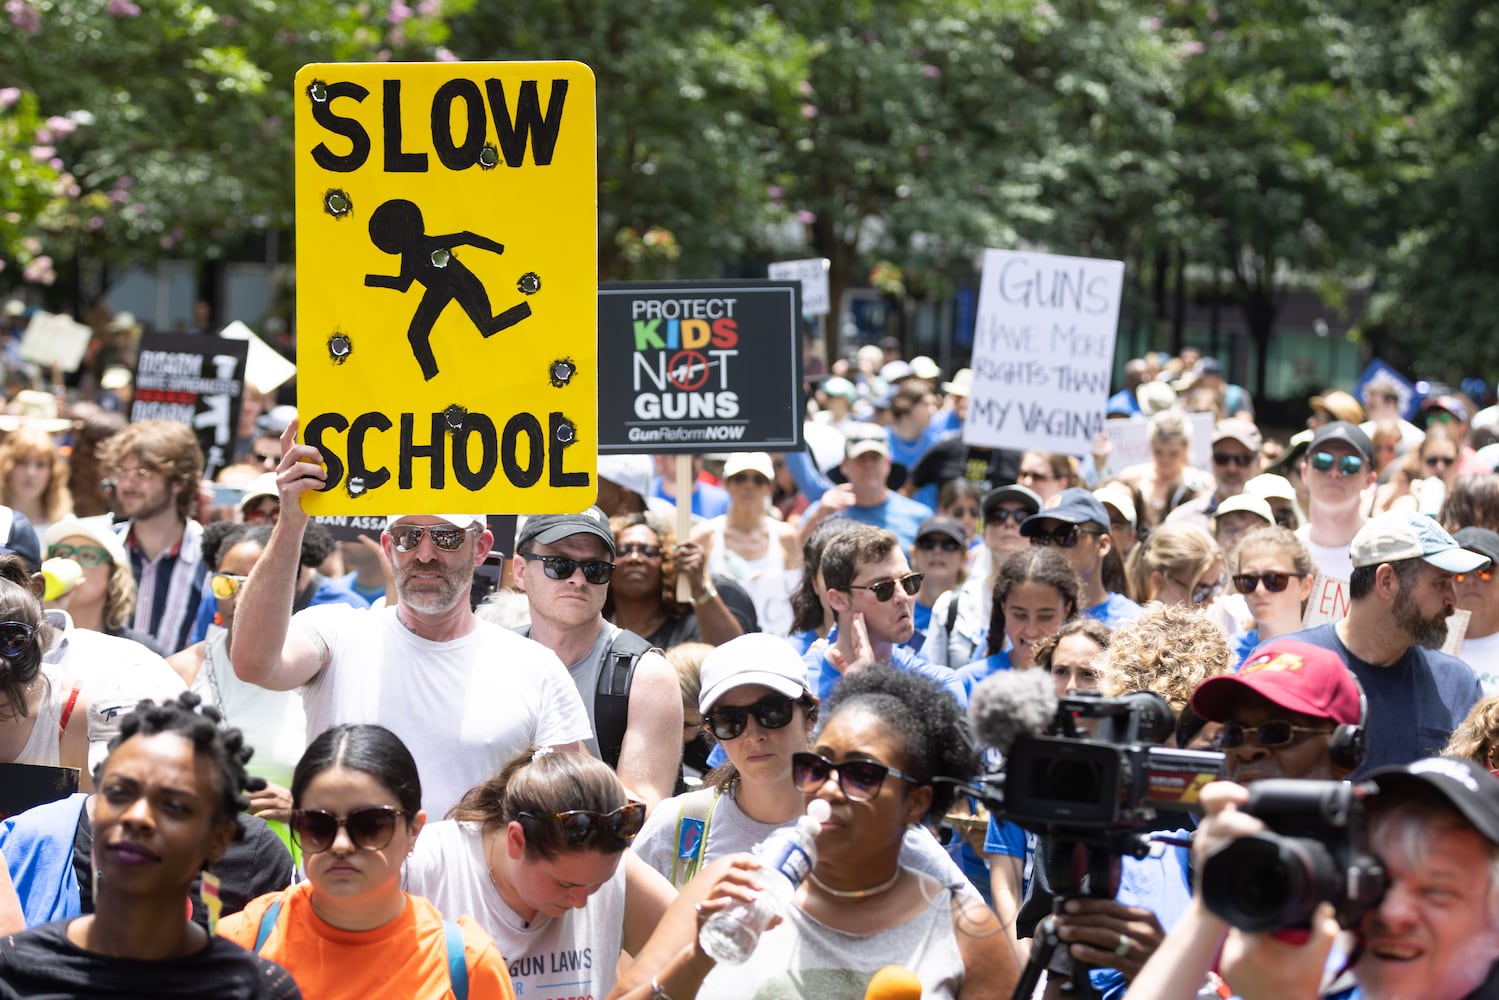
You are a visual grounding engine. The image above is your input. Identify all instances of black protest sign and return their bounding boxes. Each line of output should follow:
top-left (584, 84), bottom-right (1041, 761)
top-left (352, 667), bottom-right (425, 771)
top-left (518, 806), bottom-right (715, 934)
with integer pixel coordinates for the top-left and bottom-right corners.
top-left (130, 333), bottom-right (249, 480)
top-left (598, 281), bottom-right (804, 454)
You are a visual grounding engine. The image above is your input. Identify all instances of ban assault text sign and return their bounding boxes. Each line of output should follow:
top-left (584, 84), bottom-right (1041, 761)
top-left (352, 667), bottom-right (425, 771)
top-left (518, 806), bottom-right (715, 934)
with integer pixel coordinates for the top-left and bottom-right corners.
top-left (597, 281), bottom-right (803, 454)
top-left (293, 61), bottom-right (597, 515)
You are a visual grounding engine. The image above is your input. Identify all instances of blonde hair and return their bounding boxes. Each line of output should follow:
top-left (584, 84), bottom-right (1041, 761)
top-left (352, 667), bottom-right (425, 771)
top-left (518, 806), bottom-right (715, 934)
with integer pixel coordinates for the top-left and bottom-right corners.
top-left (0, 425), bottom-right (72, 523)
top-left (1127, 523), bottom-right (1221, 602)
top-left (1097, 604), bottom-right (1230, 712)
top-left (1443, 695), bottom-right (1499, 766)
top-left (1148, 410), bottom-right (1192, 447)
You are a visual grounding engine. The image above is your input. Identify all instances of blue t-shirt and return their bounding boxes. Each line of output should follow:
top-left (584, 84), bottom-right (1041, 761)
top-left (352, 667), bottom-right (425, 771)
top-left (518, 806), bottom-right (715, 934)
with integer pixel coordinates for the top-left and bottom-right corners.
top-left (1105, 388), bottom-right (1141, 417)
top-left (188, 569), bottom-right (372, 645)
top-left (1089, 831), bottom-right (1196, 999)
top-left (1278, 623), bottom-right (1484, 777)
top-left (1230, 628), bottom-right (1260, 669)
top-left (908, 601), bottom-right (933, 653)
top-left (1086, 591), bottom-right (1144, 628)
top-left (803, 493), bottom-right (935, 550)
top-left (955, 650), bottom-right (1013, 699)
top-left (804, 635), bottom-right (968, 708)
top-left (886, 426), bottom-right (942, 474)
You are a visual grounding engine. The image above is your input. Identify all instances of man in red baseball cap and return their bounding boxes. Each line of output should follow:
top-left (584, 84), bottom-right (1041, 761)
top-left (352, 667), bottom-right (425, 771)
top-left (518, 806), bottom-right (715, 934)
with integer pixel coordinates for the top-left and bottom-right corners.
top-left (1191, 638), bottom-right (1365, 783)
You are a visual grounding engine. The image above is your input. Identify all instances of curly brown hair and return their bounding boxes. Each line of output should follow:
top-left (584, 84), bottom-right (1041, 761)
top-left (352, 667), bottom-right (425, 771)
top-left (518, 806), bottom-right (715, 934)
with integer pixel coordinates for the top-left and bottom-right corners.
top-left (1443, 694), bottom-right (1499, 766)
top-left (1096, 604), bottom-right (1231, 712)
top-left (607, 512), bottom-right (692, 620)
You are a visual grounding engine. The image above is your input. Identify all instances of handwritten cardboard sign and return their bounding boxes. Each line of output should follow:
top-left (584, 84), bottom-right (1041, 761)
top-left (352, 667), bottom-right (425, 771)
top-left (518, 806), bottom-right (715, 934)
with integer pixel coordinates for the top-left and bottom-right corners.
top-left (293, 61), bottom-right (598, 514)
top-left (964, 249), bottom-right (1124, 457)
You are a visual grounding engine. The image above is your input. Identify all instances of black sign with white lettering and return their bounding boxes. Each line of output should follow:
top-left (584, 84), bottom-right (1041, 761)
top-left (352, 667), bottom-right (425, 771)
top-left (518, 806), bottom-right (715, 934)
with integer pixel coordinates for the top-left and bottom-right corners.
top-left (130, 333), bottom-right (249, 480)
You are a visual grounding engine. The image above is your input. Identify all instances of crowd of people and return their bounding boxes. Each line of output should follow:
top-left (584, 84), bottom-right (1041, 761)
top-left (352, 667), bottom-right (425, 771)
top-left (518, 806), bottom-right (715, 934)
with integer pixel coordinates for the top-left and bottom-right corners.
top-left (1, 335), bottom-right (1499, 998)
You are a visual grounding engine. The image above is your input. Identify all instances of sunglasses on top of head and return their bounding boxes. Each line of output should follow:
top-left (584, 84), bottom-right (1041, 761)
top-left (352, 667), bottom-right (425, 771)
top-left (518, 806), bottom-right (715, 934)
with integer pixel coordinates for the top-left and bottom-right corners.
top-left (1307, 451), bottom-right (1364, 476)
top-left (703, 692), bottom-right (802, 740)
top-left (0, 621), bottom-right (35, 659)
top-left (290, 805), bottom-right (406, 854)
top-left (521, 553), bottom-right (615, 585)
top-left (518, 802), bottom-right (646, 846)
top-left (844, 573), bottom-right (923, 602)
top-left (389, 524), bottom-right (475, 552)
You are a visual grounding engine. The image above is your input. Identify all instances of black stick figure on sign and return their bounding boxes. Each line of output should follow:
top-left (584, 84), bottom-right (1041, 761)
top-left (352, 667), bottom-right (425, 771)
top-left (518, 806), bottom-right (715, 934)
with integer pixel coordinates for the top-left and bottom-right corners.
top-left (364, 199), bottom-right (533, 381)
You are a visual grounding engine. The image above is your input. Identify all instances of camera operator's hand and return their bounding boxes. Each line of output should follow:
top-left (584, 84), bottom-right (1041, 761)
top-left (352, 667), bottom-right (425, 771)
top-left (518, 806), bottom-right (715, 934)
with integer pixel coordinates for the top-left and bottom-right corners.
top-left (1054, 898), bottom-right (1166, 979)
top-left (1217, 901), bottom-right (1339, 1000)
top-left (1190, 781), bottom-right (1267, 870)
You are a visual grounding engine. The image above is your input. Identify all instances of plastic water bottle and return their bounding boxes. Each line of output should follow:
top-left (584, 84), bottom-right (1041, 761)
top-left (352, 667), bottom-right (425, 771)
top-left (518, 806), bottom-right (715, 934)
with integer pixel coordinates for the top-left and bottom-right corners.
top-left (698, 798), bottom-right (831, 963)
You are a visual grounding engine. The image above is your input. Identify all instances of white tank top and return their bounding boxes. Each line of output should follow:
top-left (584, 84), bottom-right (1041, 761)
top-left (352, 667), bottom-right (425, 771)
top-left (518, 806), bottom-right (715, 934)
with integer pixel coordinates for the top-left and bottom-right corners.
top-left (705, 517), bottom-right (795, 637)
top-left (15, 674), bottom-right (70, 766)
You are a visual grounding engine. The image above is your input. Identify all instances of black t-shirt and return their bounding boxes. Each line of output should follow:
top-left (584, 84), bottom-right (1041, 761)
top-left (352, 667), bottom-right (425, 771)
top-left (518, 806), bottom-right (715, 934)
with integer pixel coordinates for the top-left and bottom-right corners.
top-left (644, 575), bottom-right (760, 650)
top-left (0, 920), bottom-right (301, 998)
top-left (72, 810), bottom-right (294, 925)
top-left (910, 438), bottom-right (1022, 496)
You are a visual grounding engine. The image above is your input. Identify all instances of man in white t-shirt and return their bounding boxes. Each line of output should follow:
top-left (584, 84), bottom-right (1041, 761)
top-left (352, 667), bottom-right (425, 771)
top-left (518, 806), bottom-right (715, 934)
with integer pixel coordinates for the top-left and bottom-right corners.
top-left (1455, 527), bottom-right (1499, 692)
top-left (231, 420), bottom-right (592, 817)
top-left (1295, 420), bottom-right (1376, 584)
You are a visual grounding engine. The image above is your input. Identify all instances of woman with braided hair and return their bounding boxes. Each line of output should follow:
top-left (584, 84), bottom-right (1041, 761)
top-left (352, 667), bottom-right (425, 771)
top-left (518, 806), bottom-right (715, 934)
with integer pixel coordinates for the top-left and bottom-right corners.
top-left (0, 691), bottom-right (301, 997)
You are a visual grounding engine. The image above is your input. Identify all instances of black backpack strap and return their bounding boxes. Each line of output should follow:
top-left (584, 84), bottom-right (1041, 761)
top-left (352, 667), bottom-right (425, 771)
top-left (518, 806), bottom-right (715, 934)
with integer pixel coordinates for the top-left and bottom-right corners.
top-left (594, 629), bottom-right (655, 769)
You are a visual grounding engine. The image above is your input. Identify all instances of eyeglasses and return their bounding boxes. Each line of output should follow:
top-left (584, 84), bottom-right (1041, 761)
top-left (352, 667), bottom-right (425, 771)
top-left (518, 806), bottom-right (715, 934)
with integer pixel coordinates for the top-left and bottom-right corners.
top-left (845, 572), bottom-right (923, 602)
top-left (1214, 720), bottom-right (1332, 750)
top-left (209, 573), bottom-right (249, 600)
top-left (0, 622), bottom-right (35, 659)
top-left (703, 693), bottom-right (800, 740)
top-left (617, 542), bottom-right (662, 560)
top-left (791, 751), bottom-right (922, 802)
top-left (47, 543), bottom-right (111, 568)
top-left (1233, 572), bottom-right (1294, 594)
top-left (727, 473), bottom-right (770, 487)
top-left (1456, 568), bottom-right (1495, 584)
top-left (984, 507), bottom-right (1030, 526)
top-left (916, 536), bottom-right (963, 552)
top-left (1018, 469), bottom-right (1058, 483)
top-left (112, 465), bottom-right (160, 483)
top-left (1425, 456), bottom-right (1456, 469)
top-left (389, 524), bottom-right (475, 552)
top-left (1213, 452), bottom-right (1255, 468)
top-left (947, 506), bottom-right (981, 519)
top-left (518, 802), bottom-right (646, 846)
top-left (1308, 451), bottom-right (1364, 476)
top-left (290, 805), bottom-right (406, 854)
top-left (522, 553), bottom-right (615, 585)
top-left (1029, 525), bottom-right (1100, 548)
top-left (1172, 576), bottom-right (1223, 605)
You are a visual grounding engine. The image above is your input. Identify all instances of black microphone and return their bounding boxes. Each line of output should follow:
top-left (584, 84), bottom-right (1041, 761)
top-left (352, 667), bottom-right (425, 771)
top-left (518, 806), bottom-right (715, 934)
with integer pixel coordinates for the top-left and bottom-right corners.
top-left (968, 667), bottom-right (1058, 756)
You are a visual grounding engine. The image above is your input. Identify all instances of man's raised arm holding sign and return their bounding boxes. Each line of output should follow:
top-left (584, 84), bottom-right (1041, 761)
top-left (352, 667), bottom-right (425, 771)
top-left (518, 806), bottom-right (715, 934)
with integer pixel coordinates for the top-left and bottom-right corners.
top-left (231, 420), bottom-right (593, 818)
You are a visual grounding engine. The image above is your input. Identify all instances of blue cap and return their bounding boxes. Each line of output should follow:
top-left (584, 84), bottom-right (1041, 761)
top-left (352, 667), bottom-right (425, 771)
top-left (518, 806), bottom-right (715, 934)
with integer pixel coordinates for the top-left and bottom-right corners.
top-left (1019, 487), bottom-right (1110, 534)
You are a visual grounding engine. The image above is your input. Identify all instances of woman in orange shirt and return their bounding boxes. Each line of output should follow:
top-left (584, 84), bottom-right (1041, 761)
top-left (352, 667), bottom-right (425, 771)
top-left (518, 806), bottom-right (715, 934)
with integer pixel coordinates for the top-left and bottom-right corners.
top-left (220, 724), bottom-right (514, 999)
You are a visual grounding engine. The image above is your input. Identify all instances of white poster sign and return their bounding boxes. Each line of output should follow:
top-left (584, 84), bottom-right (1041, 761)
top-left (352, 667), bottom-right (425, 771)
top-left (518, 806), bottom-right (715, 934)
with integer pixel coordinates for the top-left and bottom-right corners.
top-left (767, 258), bottom-right (830, 317)
top-left (1104, 412), bottom-right (1214, 473)
top-left (963, 249), bottom-right (1124, 456)
top-left (20, 311), bottom-right (92, 372)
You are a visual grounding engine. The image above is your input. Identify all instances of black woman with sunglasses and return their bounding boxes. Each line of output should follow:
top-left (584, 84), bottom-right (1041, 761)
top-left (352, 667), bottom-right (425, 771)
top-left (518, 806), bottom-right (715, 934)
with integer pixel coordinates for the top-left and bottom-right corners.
top-left (220, 724), bottom-right (513, 998)
top-left (606, 513), bottom-right (747, 649)
top-left (405, 746), bottom-right (673, 998)
top-left (635, 634), bottom-right (967, 888)
top-left (1226, 525), bottom-right (1316, 667)
top-left (613, 665), bottom-right (1016, 1000)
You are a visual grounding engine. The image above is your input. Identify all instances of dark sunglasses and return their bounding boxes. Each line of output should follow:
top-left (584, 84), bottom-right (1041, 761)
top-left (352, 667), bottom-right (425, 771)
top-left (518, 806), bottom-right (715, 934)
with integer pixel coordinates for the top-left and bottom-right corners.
top-left (791, 751), bottom-right (922, 802)
top-left (290, 805), bottom-right (406, 854)
top-left (522, 552), bottom-right (615, 585)
top-left (618, 542), bottom-right (662, 560)
top-left (1029, 525), bottom-right (1100, 548)
top-left (252, 450), bottom-right (280, 465)
top-left (389, 524), bottom-right (475, 552)
top-left (947, 505), bottom-right (981, 519)
top-left (916, 536), bottom-right (963, 552)
top-left (1233, 572), bottom-right (1294, 594)
top-left (1018, 469), bottom-right (1058, 483)
top-left (1425, 456), bottom-right (1456, 469)
top-left (1214, 720), bottom-right (1331, 750)
top-left (1457, 568), bottom-right (1495, 584)
top-left (845, 572), bottom-right (923, 602)
top-left (727, 473), bottom-right (770, 487)
top-left (1272, 509), bottom-right (1297, 529)
top-left (1173, 576), bottom-right (1223, 606)
top-left (704, 693), bottom-right (800, 740)
top-left (518, 802), bottom-right (646, 846)
top-left (984, 507), bottom-right (1029, 526)
top-left (1308, 451), bottom-right (1364, 476)
top-left (1213, 452), bottom-right (1254, 468)
top-left (0, 622), bottom-right (35, 659)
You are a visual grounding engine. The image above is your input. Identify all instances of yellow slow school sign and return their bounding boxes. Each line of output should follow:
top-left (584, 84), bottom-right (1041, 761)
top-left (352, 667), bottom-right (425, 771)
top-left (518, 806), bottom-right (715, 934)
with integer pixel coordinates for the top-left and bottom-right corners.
top-left (293, 62), bottom-right (597, 516)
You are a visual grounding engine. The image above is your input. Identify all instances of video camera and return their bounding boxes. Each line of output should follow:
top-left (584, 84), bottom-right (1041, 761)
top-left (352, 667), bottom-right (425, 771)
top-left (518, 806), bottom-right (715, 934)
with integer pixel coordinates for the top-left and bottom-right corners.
top-left (1200, 778), bottom-right (1388, 932)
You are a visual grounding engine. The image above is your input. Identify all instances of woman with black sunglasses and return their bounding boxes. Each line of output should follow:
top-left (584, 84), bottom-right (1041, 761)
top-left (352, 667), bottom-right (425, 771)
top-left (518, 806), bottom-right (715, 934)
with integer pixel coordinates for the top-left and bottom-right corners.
top-left (219, 724), bottom-right (513, 998)
top-left (0, 576), bottom-right (91, 787)
top-left (404, 746), bottom-right (672, 998)
top-left (1227, 525), bottom-right (1316, 668)
top-left (613, 665), bottom-right (1017, 999)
